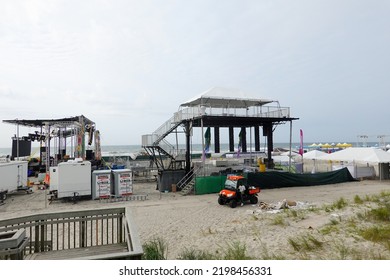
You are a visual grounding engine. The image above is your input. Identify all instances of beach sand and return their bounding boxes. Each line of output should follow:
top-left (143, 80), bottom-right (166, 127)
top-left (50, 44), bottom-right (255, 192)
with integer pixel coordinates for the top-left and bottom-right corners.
top-left (1, 179), bottom-right (390, 259)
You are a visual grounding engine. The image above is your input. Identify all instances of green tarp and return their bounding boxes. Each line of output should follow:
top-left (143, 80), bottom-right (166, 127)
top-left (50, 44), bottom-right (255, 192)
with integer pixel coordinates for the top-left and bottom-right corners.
top-left (247, 168), bottom-right (356, 189)
top-left (194, 175), bottom-right (227, 195)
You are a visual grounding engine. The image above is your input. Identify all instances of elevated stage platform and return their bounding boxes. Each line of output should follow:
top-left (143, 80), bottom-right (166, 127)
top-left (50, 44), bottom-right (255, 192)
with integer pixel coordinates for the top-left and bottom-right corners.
top-left (142, 87), bottom-right (299, 176)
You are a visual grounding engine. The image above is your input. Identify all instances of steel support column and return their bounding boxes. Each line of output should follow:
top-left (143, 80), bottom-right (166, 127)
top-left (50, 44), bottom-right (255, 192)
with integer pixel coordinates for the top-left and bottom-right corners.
top-left (241, 127), bottom-right (247, 153)
top-left (254, 126), bottom-right (260, 151)
top-left (263, 123), bottom-right (274, 169)
top-left (229, 127), bottom-right (234, 152)
top-left (185, 121), bottom-right (191, 174)
top-left (214, 127), bottom-right (220, 153)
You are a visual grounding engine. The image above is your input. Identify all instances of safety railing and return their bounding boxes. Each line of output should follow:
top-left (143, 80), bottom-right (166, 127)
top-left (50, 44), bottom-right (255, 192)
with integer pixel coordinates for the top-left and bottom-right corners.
top-left (0, 207), bottom-right (143, 260)
top-left (142, 105), bottom-right (290, 147)
top-left (177, 105), bottom-right (290, 119)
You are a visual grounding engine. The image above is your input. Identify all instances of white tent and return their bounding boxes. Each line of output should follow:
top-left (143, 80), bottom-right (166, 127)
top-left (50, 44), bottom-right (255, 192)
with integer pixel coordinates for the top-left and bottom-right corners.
top-left (319, 147), bottom-right (390, 163)
top-left (180, 87), bottom-right (273, 108)
top-left (272, 155), bottom-right (293, 165)
top-left (280, 151), bottom-right (299, 156)
top-left (302, 150), bottom-right (327, 160)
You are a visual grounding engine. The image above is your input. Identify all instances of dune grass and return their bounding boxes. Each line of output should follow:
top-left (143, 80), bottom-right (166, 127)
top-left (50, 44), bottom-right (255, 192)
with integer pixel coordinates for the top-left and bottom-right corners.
top-left (142, 237), bottom-right (168, 260)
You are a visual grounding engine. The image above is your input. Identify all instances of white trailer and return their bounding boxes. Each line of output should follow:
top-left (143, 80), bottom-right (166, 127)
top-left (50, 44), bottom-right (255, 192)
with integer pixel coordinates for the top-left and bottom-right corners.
top-left (0, 161), bottom-right (29, 200)
top-left (49, 160), bottom-right (91, 199)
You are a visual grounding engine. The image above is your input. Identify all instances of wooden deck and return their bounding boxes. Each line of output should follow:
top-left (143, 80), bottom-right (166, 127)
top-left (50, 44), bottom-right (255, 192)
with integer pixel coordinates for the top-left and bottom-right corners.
top-left (0, 207), bottom-right (143, 260)
top-left (25, 243), bottom-right (130, 260)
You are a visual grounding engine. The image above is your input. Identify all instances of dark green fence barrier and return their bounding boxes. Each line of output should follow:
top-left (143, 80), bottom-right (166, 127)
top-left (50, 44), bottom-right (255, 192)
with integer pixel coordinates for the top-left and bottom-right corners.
top-left (247, 167), bottom-right (356, 189)
top-left (194, 175), bottom-right (227, 195)
top-left (193, 168), bottom-right (355, 195)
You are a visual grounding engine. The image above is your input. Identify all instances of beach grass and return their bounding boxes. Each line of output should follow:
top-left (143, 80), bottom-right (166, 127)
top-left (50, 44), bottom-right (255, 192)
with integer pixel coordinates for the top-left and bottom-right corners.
top-left (223, 241), bottom-right (252, 260)
top-left (271, 214), bottom-right (287, 226)
top-left (288, 233), bottom-right (324, 253)
top-left (142, 237), bottom-right (168, 260)
top-left (177, 248), bottom-right (217, 260)
top-left (175, 242), bottom-right (252, 260)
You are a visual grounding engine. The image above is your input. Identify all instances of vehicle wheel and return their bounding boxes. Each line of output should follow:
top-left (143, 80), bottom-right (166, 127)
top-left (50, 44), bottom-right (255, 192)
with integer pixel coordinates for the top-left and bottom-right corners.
top-left (218, 197), bottom-right (225, 205)
top-left (230, 200), bottom-right (237, 208)
top-left (1, 193), bottom-right (7, 201)
top-left (250, 196), bottom-right (258, 204)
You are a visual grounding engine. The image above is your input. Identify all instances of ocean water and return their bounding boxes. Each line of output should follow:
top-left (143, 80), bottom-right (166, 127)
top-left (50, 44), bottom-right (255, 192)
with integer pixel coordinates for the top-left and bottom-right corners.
top-left (0, 143), bottom-right (294, 157)
top-left (0, 142), bottom-right (382, 157)
top-left (101, 143), bottom-right (298, 155)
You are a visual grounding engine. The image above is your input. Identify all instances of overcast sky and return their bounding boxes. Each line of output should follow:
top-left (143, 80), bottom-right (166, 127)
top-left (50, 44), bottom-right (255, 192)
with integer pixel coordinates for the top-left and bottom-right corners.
top-left (1, 0), bottom-right (389, 148)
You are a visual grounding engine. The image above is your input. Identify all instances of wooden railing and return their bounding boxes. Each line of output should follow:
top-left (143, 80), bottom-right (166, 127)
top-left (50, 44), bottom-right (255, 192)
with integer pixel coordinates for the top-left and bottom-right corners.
top-left (0, 207), bottom-right (143, 260)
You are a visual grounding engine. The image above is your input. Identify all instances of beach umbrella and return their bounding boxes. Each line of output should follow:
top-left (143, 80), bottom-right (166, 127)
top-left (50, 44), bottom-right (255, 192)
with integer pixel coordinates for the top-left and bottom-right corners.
top-left (341, 142), bottom-right (352, 148)
top-left (321, 143), bottom-right (332, 148)
top-left (309, 143), bottom-right (318, 149)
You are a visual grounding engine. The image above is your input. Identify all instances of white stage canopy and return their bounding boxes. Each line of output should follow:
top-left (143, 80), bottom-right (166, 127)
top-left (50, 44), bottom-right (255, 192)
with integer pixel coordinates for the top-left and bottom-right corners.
top-left (180, 87), bottom-right (274, 108)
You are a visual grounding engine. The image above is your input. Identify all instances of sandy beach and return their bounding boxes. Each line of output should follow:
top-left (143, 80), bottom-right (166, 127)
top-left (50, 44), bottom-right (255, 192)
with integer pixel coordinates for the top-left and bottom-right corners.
top-left (1, 179), bottom-right (390, 259)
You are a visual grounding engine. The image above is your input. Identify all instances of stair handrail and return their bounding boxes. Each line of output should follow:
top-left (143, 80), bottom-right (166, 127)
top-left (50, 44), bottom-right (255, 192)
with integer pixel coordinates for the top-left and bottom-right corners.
top-left (177, 165), bottom-right (203, 190)
top-left (152, 114), bottom-right (184, 145)
top-left (158, 138), bottom-right (176, 156)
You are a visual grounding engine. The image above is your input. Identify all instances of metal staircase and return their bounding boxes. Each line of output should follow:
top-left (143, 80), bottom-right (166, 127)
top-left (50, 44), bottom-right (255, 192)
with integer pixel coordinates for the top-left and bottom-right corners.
top-left (143, 138), bottom-right (186, 170)
top-left (180, 178), bottom-right (195, 196)
top-left (142, 114), bottom-right (188, 171)
top-left (177, 165), bottom-right (203, 195)
top-left (151, 115), bottom-right (183, 145)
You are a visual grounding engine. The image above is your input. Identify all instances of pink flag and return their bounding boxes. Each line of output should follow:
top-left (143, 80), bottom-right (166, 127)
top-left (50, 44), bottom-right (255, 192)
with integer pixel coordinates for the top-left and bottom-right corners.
top-left (299, 129), bottom-right (304, 156)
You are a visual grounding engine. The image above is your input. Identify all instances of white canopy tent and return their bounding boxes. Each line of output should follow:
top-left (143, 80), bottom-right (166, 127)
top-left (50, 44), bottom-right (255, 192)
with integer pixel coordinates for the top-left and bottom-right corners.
top-left (302, 150), bottom-right (327, 160)
top-left (319, 147), bottom-right (390, 163)
top-left (280, 150), bottom-right (299, 157)
top-left (272, 155), bottom-right (294, 166)
top-left (297, 150), bottom-right (328, 174)
top-left (317, 147), bottom-right (390, 179)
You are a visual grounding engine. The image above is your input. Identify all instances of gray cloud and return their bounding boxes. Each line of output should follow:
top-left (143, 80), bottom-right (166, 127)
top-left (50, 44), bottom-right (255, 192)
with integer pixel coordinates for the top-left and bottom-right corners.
top-left (0, 0), bottom-right (389, 146)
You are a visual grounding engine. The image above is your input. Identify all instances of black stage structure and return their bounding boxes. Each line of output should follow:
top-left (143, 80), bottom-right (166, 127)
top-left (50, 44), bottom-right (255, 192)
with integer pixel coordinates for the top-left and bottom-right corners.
top-left (3, 115), bottom-right (97, 172)
top-left (186, 114), bottom-right (298, 170)
top-left (142, 87), bottom-right (299, 176)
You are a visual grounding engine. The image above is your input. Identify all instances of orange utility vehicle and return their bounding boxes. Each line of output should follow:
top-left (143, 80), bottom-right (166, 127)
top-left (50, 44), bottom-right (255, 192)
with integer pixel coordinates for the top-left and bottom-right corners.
top-left (218, 175), bottom-right (261, 208)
